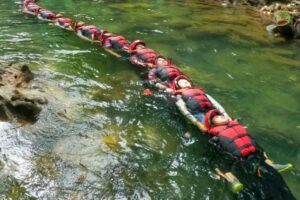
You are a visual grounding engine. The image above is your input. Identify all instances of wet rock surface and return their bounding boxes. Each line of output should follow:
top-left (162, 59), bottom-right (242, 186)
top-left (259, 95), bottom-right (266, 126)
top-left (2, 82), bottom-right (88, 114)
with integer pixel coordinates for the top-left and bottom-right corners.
top-left (0, 61), bottom-right (47, 123)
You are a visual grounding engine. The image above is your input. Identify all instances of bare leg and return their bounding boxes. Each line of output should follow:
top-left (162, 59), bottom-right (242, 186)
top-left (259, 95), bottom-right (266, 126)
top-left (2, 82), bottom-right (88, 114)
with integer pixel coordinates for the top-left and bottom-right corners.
top-left (215, 168), bottom-right (244, 193)
top-left (264, 152), bottom-right (293, 173)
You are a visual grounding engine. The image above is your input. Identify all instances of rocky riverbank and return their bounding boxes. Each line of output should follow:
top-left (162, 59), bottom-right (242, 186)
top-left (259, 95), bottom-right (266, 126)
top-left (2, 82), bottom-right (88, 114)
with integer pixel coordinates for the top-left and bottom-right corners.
top-left (222, 0), bottom-right (295, 7)
top-left (0, 61), bottom-right (47, 123)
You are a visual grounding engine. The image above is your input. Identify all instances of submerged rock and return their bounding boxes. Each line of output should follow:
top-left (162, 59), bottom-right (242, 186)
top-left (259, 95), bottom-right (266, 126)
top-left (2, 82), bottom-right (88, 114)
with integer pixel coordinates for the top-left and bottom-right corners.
top-left (35, 153), bottom-right (59, 178)
top-left (0, 175), bottom-right (35, 200)
top-left (0, 61), bottom-right (47, 123)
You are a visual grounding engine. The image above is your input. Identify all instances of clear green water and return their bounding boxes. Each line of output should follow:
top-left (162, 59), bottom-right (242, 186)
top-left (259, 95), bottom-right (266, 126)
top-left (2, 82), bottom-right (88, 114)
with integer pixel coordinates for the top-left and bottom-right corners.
top-left (0, 0), bottom-right (300, 199)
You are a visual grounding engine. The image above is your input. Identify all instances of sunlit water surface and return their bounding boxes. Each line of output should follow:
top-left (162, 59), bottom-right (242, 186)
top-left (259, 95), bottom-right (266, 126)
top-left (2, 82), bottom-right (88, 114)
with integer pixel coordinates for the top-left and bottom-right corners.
top-left (0, 0), bottom-right (299, 199)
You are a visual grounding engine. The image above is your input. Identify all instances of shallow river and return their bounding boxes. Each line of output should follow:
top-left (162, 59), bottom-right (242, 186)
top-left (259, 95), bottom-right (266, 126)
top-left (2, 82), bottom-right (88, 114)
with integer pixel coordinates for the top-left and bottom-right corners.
top-left (0, 0), bottom-right (300, 199)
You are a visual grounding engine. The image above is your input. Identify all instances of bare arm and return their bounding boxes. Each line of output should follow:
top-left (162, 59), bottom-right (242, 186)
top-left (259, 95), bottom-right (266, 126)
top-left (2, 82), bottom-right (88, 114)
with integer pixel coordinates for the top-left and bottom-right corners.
top-left (104, 48), bottom-right (122, 58)
top-left (129, 56), bottom-right (148, 68)
top-left (147, 70), bottom-right (173, 94)
top-left (155, 82), bottom-right (167, 90)
top-left (176, 98), bottom-right (207, 132)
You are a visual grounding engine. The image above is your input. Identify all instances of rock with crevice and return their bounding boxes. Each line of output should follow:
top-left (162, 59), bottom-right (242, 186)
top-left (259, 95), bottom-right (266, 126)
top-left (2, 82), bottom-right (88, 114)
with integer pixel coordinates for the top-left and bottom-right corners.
top-left (0, 61), bottom-right (47, 123)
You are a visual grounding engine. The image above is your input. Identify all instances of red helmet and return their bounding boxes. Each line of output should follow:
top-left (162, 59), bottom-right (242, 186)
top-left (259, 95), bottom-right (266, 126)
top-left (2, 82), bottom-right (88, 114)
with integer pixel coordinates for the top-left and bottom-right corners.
top-left (173, 75), bottom-right (191, 90)
top-left (73, 21), bottom-right (85, 31)
top-left (55, 13), bottom-right (63, 19)
top-left (23, 0), bottom-right (35, 6)
top-left (204, 109), bottom-right (222, 129)
top-left (128, 40), bottom-right (145, 51)
top-left (98, 31), bottom-right (113, 41)
top-left (154, 55), bottom-right (167, 64)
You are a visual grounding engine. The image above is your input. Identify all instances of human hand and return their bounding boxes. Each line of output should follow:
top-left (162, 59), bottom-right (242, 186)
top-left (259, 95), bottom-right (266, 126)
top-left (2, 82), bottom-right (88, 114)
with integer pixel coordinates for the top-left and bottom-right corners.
top-left (196, 121), bottom-right (207, 132)
top-left (147, 63), bottom-right (154, 68)
top-left (155, 82), bottom-right (167, 89)
top-left (165, 88), bottom-right (174, 94)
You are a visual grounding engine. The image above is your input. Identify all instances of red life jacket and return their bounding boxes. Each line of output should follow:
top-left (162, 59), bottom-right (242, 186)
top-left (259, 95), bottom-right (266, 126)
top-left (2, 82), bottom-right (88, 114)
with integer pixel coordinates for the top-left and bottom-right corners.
top-left (109, 36), bottom-right (128, 49)
top-left (175, 88), bottom-right (213, 113)
top-left (76, 25), bottom-right (100, 34)
top-left (134, 48), bottom-right (157, 64)
top-left (74, 24), bottom-right (83, 32)
top-left (23, 0), bottom-right (36, 7)
top-left (39, 10), bottom-right (56, 20)
top-left (57, 18), bottom-right (72, 26)
top-left (208, 121), bottom-right (256, 157)
top-left (26, 4), bottom-right (41, 14)
top-left (154, 65), bottom-right (183, 84)
top-left (83, 26), bottom-right (100, 34)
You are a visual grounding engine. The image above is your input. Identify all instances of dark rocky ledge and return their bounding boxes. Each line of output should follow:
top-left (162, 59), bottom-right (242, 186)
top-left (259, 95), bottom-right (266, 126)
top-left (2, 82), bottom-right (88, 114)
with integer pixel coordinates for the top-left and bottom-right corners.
top-left (0, 61), bottom-right (47, 123)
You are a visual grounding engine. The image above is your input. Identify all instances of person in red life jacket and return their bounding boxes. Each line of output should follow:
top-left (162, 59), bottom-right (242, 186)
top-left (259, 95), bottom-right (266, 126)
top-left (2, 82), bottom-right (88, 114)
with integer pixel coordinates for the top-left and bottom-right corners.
top-left (73, 21), bottom-right (102, 43)
top-left (23, 2), bottom-right (42, 15)
top-left (205, 109), bottom-right (293, 170)
top-left (22, 0), bottom-right (36, 7)
top-left (37, 10), bottom-right (62, 22)
top-left (128, 40), bottom-right (158, 68)
top-left (205, 109), bottom-right (256, 157)
top-left (99, 31), bottom-right (129, 51)
top-left (174, 76), bottom-right (230, 132)
top-left (54, 17), bottom-right (73, 30)
top-left (147, 56), bottom-right (184, 92)
top-left (204, 109), bottom-right (293, 194)
top-left (96, 31), bottom-right (130, 58)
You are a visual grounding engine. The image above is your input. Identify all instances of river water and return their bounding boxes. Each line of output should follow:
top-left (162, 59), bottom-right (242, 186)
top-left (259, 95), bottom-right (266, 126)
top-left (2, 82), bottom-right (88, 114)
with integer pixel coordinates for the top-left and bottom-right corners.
top-left (0, 0), bottom-right (299, 199)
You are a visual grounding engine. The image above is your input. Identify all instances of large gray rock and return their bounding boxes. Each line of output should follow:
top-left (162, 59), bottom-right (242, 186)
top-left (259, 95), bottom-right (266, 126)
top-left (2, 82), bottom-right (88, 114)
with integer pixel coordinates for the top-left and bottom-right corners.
top-left (0, 61), bottom-right (47, 123)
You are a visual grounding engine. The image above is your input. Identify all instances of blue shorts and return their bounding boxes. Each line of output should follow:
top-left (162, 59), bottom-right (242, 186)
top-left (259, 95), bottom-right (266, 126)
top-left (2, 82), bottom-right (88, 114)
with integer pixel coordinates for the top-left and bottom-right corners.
top-left (193, 113), bottom-right (204, 123)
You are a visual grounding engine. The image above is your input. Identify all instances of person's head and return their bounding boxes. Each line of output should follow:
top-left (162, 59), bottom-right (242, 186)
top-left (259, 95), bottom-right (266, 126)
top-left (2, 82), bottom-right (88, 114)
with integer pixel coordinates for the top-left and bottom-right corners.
top-left (154, 56), bottom-right (168, 66)
top-left (24, 0), bottom-right (34, 6)
top-left (55, 13), bottom-right (63, 18)
top-left (128, 40), bottom-right (145, 51)
top-left (73, 21), bottom-right (85, 31)
top-left (204, 109), bottom-right (230, 129)
top-left (211, 115), bottom-right (230, 126)
top-left (103, 32), bottom-right (113, 37)
top-left (135, 43), bottom-right (145, 50)
top-left (99, 31), bottom-right (113, 41)
top-left (174, 76), bottom-right (192, 89)
top-left (76, 21), bottom-right (85, 27)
